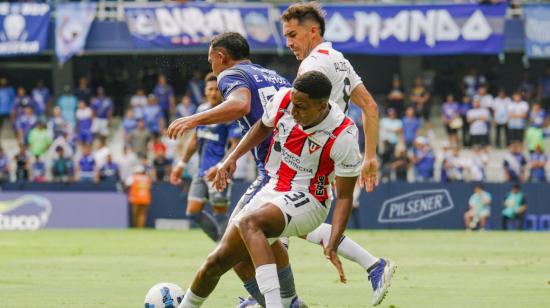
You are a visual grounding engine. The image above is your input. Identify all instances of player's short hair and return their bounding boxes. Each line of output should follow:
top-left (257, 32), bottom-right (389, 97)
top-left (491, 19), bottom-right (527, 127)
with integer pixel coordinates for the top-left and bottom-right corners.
top-left (282, 2), bottom-right (326, 36)
top-left (210, 32), bottom-right (250, 61)
top-left (204, 72), bottom-right (217, 83)
top-left (293, 71), bottom-right (332, 101)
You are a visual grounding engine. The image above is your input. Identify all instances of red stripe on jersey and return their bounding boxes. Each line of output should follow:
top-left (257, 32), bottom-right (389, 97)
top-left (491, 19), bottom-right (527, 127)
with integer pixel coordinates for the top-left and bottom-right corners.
top-left (275, 124), bottom-right (307, 192)
top-left (317, 49), bottom-right (329, 55)
top-left (265, 89), bottom-right (292, 165)
top-left (309, 117), bottom-right (354, 202)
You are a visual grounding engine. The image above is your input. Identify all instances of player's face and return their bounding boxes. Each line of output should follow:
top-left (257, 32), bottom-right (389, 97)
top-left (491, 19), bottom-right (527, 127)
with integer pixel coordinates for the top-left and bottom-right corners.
top-left (204, 80), bottom-right (221, 105)
top-left (291, 89), bottom-right (326, 127)
top-left (208, 46), bottom-right (225, 76)
top-left (283, 19), bottom-right (315, 61)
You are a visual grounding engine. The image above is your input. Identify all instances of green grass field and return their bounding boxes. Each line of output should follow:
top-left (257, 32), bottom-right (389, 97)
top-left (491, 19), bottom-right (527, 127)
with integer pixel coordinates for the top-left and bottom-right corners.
top-left (1, 230), bottom-right (549, 307)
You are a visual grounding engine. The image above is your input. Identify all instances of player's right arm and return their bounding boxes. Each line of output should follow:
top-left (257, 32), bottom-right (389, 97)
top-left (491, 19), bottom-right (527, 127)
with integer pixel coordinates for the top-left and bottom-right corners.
top-left (169, 131), bottom-right (198, 185)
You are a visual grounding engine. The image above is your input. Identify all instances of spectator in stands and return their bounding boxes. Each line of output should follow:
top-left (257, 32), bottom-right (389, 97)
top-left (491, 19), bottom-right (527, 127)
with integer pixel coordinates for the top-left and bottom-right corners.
top-left (380, 108), bottom-right (402, 155)
top-left (401, 107), bottom-right (420, 151)
top-left (443, 147), bottom-right (465, 182)
top-left (409, 76), bottom-right (431, 124)
top-left (130, 88), bottom-right (147, 120)
top-left (48, 106), bottom-right (68, 140)
top-left (463, 68), bottom-right (486, 98)
top-left (537, 66), bottom-right (550, 112)
top-left (153, 74), bottom-right (175, 124)
top-left (529, 102), bottom-right (547, 129)
top-left (11, 86), bottom-right (35, 124)
top-left (503, 142), bottom-right (527, 182)
top-left (160, 128), bottom-right (178, 163)
top-left (529, 144), bottom-right (547, 183)
top-left (464, 184), bottom-right (492, 230)
top-left (78, 144), bottom-right (96, 182)
top-left (386, 77), bottom-right (405, 117)
top-left (152, 133), bottom-right (167, 157)
top-left (129, 119), bottom-right (151, 159)
top-left (466, 145), bottom-right (488, 182)
top-left (47, 131), bottom-right (74, 165)
top-left (502, 184), bottom-right (527, 230)
top-left (442, 94), bottom-right (461, 147)
top-left (122, 108), bottom-right (138, 138)
top-left (97, 153), bottom-right (120, 183)
top-left (389, 143), bottom-right (409, 182)
top-left (467, 97), bottom-right (491, 148)
top-left (439, 142), bottom-right (453, 183)
top-left (152, 149), bottom-right (170, 182)
top-left (459, 95), bottom-right (473, 147)
top-left (519, 72), bottom-right (536, 102)
top-left (15, 106), bottom-right (37, 145)
top-left (126, 165), bottom-right (152, 228)
top-left (119, 145), bottom-right (138, 182)
top-left (31, 155), bottom-right (46, 183)
top-left (143, 94), bottom-right (164, 134)
top-left (93, 136), bottom-right (110, 169)
top-left (411, 136), bottom-right (435, 182)
top-left (176, 95), bottom-right (197, 118)
top-left (526, 120), bottom-right (545, 155)
top-left (507, 91), bottom-right (529, 144)
top-left (57, 85), bottom-right (78, 129)
top-left (90, 86), bottom-right (112, 139)
top-left (0, 146), bottom-right (9, 183)
top-left (51, 146), bottom-right (74, 183)
top-left (493, 88), bottom-right (510, 148)
top-left (74, 77), bottom-right (92, 104)
top-left (0, 78), bottom-right (15, 136)
top-left (31, 80), bottom-right (50, 118)
top-left (187, 69), bottom-right (205, 106)
top-left (28, 121), bottom-right (52, 158)
top-left (475, 85), bottom-right (493, 112)
top-left (76, 100), bottom-right (93, 145)
top-left (14, 143), bottom-right (29, 182)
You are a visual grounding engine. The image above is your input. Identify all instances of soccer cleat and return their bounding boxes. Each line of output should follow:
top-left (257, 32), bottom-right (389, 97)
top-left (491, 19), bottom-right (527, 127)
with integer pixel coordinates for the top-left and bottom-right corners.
top-left (236, 296), bottom-right (261, 308)
top-left (368, 258), bottom-right (396, 306)
top-left (290, 296), bottom-right (308, 308)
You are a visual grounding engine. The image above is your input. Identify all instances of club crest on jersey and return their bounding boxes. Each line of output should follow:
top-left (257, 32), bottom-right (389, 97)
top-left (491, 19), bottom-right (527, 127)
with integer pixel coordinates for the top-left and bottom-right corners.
top-left (307, 138), bottom-right (321, 154)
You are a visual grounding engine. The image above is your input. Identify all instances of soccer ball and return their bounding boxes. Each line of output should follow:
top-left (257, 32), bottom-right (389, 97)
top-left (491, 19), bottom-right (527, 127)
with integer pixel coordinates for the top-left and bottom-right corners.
top-left (144, 282), bottom-right (184, 308)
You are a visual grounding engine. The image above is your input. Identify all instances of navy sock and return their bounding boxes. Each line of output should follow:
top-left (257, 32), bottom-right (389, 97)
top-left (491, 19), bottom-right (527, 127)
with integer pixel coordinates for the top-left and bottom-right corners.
top-left (188, 211), bottom-right (219, 242)
top-left (278, 265), bottom-right (296, 300)
top-left (213, 213), bottom-right (228, 240)
top-left (244, 278), bottom-right (266, 307)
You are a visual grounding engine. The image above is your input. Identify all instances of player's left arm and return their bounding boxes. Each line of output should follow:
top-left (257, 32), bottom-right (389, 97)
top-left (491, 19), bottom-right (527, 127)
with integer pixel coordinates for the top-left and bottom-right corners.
top-left (350, 83), bottom-right (379, 192)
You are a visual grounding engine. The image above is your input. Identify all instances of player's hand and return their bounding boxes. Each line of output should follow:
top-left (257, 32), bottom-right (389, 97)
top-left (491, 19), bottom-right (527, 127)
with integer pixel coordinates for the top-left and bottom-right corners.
top-left (204, 165), bottom-right (218, 182)
top-left (213, 158), bottom-right (236, 192)
top-left (166, 116), bottom-right (198, 140)
top-left (324, 245), bottom-right (347, 284)
top-left (169, 166), bottom-right (184, 185)
top-left (359, 156), bottom-right (379, 192)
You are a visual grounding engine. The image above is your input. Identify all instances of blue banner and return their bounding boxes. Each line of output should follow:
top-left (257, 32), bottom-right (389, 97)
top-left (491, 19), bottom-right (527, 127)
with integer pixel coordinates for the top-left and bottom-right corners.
top-left (124, 3), bottom-right (280, 50)
top-left (524, 5), bottom-right (550, 58)
top-left (282, 3), bottom-right (506, 55)
top-left (55, 3), bottom-right (97, 65)
top-left (0, 3), bottom-right (50, 56)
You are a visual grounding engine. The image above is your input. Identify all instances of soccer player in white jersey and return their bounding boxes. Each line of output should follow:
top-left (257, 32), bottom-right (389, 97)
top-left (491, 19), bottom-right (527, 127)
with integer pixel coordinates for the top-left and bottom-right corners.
top-left (280, 2), bottom-right (395, 305)
top-left (178, 71), bottom-right (359, 308)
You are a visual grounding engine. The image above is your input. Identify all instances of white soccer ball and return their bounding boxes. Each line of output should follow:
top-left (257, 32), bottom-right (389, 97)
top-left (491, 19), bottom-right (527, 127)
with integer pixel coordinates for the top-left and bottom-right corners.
top-left (144, 282), bottom-right (184, 308)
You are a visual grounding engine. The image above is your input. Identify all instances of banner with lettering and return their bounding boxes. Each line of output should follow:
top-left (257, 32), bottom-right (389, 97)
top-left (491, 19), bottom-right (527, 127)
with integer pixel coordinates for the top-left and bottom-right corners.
top-left (124, 3), bottom-right (280, 50)
top-left (0, 3), bottom-right (50, 56)
top-left (55, 3), bottom-right (97, 65)
top-left (280, 3), bottom-right (506, 55)
top-left (524, 5), bottom-right (550, 58)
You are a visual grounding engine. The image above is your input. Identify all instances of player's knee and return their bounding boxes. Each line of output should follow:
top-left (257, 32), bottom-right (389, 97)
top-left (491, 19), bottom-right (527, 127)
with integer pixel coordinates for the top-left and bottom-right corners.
top-left (202, 251), bottom-right (228, 278)
top-left (238, 214), bottom-right (261, 235)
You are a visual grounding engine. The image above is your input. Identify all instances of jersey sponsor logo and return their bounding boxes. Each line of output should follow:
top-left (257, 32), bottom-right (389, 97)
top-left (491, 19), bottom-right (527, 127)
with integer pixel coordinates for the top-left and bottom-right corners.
top-left (307, 138), bottom-right (321, 154)
top-left (378, 189), bottom-right (454, 223)
top-left (280, 147), bottom-right (313, 173)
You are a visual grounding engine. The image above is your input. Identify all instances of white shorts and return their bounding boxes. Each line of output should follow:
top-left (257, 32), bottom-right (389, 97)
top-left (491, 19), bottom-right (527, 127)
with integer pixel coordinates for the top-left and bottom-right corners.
top-left (231, 182), bottom-right (330, 242)
top-left (91, 118), bottom-right (109, 136)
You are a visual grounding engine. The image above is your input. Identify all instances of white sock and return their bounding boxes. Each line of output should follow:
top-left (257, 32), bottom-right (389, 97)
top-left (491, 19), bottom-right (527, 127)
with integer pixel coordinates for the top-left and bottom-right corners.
top-left (306, 223), bottom-right (379, 271)
top-left (256, 264), bottom-right (282, 308)
top-left (178, 288), bottom-right (206, 308)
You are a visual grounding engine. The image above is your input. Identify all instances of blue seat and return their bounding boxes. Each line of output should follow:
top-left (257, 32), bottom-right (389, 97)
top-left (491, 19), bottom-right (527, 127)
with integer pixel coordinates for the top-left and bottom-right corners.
top-left (523, 214), bottom-right (538, 231)
top-left (539, 215), bottom-right (550, 231)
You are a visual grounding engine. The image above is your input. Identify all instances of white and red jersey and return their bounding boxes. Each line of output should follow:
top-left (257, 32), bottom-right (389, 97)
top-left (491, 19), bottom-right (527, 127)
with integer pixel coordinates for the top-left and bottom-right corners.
top-left (261, 88), bottom-right (362, 203)
top-left (297, 42), bottom-right (363, 114)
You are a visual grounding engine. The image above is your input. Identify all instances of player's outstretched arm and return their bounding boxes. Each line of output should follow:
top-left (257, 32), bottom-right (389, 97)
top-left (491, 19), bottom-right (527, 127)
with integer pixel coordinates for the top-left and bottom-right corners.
top-left (350, 84), bottom-right (379, 192)
top-left (324, 175), bottom-right (358, 284)
top-left (214, 121), bottom-right (273, 191)
top-left (166, 88), bottom-right (251, 139)
top-left (170, 132), bottom-right (198, 185)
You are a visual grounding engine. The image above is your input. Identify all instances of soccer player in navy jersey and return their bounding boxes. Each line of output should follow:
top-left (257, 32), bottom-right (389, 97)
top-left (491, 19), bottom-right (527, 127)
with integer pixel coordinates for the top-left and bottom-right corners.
top-left (170, 73), bottom-right (241, 242)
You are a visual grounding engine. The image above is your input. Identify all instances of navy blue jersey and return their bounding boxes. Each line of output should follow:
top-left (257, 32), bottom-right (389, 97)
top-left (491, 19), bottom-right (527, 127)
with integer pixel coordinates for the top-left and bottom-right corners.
top-left (217, 62), bottom-right (290, 173)
top-left (196, 103), bottom-right (241, 177)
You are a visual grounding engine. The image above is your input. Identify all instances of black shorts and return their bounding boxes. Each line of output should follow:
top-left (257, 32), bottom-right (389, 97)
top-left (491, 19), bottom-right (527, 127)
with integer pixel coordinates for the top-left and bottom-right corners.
top-left (470, 134), bottom-right (488, 146)
top-left (445, 125), bottom-right (459, 135)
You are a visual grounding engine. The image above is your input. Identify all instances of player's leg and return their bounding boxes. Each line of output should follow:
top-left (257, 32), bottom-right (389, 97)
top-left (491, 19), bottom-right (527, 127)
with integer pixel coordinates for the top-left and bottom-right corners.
top-left (208, 180), bottom-right (231, 239)
top-left (187, 176), bottom-right (219, 242)
top-left (134, 204), bottom-right (148, 228)
top-left (464, 210), bottom-right (474, 229)
top-left (179, 224), bottom-right (250, 308)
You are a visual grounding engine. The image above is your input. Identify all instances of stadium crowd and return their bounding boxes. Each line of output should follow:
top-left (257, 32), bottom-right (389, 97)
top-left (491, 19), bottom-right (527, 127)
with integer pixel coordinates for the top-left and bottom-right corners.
top-left (0, 66), bottom-right (549, 185)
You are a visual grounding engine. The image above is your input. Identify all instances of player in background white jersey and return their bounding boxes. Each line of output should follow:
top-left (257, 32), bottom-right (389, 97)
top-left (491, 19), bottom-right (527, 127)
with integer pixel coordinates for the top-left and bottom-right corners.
top-left (281, 2), bottom-right (395, 306)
